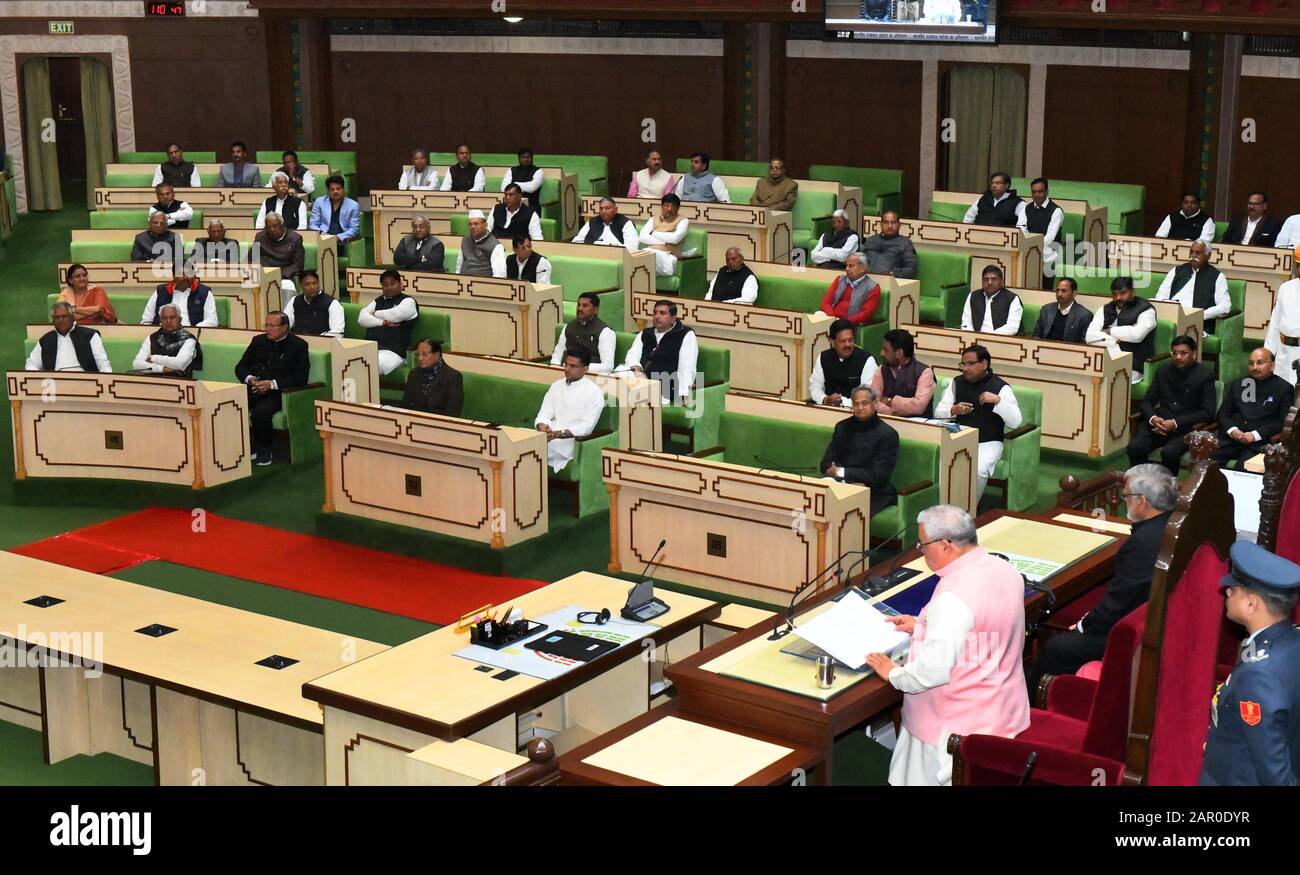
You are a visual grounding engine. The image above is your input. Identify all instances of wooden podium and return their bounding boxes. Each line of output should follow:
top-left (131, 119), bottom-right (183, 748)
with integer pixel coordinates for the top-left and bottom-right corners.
top-left (345, 265), bottom-right (563, 361)
top-left (577, 194), bottom-right (794, 272)
top-left (316, 400), bottom-right (549, 548)
top-left (8, 371), bottom-right (250, 489)
top-left (864, 214), bottom-right (1045, 290)
top-left (602, 448), bottom-right (872, 603)
top-left (1108, 234), bottom-right (1294, 341)
top-left (904, 323), bottom-right (1133, 457)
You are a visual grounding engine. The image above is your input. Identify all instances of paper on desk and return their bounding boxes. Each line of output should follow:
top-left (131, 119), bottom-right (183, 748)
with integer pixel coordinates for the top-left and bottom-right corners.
top-left (791, 591), bottom-right (908, 670)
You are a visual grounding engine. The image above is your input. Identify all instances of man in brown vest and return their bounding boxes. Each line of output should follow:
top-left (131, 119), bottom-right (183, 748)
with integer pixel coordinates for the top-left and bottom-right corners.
top-left (638, 193), bottom-right (691, 276)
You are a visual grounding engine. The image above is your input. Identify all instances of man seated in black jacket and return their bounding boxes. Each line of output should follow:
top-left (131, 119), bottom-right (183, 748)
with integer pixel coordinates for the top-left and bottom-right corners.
top-left (131, 212), bottom-right (182, 265)
top-left (1126, 334), bottom-right (1216, 475)
top-left (1214, 347), bottom-right (1294, 469)
top-left (234, 310), bottom-right (310, 466)
top-left (400, 339), bottom-right (463, 417)
top-left (1222, 191), bottom-right (1282, 247)
top-left (1032, 277), bottom-right (1092, 343)
top-left (392, 215), bottom-right (445, 272)
top-left (819, 386), bottom-right (899, 517)
top-left (1025, 463), bottom-right (1177, 695)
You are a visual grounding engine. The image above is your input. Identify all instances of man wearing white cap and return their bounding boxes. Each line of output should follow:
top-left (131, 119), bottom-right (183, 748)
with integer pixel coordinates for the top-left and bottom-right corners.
top-left (458, 210), bottom-right (506, 278)
top-left (810, 209), bottom-right (860, 270)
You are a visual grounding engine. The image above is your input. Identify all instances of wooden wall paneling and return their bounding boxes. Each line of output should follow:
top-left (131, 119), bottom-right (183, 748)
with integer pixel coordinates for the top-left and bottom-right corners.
top-left (1231, 74), bottom-right (1300, 224)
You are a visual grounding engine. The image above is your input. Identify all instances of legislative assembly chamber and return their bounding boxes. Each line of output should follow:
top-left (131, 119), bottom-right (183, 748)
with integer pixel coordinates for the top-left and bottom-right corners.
top-left (3, 0), bottom-right (1300, 811)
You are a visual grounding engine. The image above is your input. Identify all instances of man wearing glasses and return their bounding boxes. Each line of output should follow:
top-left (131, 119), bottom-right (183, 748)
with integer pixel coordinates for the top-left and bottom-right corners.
top-left (865, 505), bottom-right (1029, 786)
top-left (1223, 191), bottom-right (1281, 248)
top-left (933, 344), bottom-right (1022, 501)
top-left (819, 385), bottom-right (898, 517)
top-left (1024, 463), bottom-right (1177, 695)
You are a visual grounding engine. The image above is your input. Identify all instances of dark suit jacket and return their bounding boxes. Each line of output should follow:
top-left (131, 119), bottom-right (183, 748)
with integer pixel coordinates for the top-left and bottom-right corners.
top-left (1032, 302), bottom-right (1093, 343)
top-left (393, 235), bottom-right (446, 272)
top-left (400, 363), bottom-right (464, 418)
top-left (1223, 214), bottom-right (1283, 247)
top-left (1083, 511), bottom-right (1172, 637)
top-left (819, 415), bottom-right (899, 511)
top-left (1140, 361), bottom-right (1216, 432)
top-left (234, 333), bottom-right (310, 390)
top-left (131, 231), bottom-right (182, 263)
top-left (1216, 372), bottom-right (1293, 441)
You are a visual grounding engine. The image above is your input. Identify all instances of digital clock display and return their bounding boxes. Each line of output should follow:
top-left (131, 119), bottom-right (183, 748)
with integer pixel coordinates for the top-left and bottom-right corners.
top-left (146, 2), bottom-right (186, 15)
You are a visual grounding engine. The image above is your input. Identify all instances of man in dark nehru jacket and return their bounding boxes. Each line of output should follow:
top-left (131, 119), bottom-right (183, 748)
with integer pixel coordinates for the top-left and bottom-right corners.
top-left (1200, 541), bottom-right (1300, 786)
top-left (819, 385), bottom-right (898, 517)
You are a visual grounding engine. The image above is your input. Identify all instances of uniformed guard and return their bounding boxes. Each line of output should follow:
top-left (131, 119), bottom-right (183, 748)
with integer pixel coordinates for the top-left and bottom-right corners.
top-left (1199, 541), bottom-right (1300, 786)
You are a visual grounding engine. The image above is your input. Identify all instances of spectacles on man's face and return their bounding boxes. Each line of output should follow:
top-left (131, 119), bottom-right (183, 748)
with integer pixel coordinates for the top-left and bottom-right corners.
top-left (959, 359), bottom-right (980, 369)
top-left (916, 538), bottom-right (948, 551)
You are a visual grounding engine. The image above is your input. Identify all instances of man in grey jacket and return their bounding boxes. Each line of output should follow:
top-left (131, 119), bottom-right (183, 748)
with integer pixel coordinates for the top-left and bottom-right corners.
top-left (217, 141), bottom-right (261, 188)
top-left (860, 210), bottom-right (918, 279)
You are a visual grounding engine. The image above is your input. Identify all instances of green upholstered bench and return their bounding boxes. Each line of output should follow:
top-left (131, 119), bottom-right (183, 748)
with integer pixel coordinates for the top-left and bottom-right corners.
top-left (89, 208), bottom-right (205, 230)
top-left (425, 158), bottom-right (570, 229)
top-left (652, 226), bottom-right (708, 297)
top-left (709, 411), bottom-right (940, 545)
top-left (457, 371), bottom-right (619, 517)
top-left (936, 376), bottom-right (1042, 512)
top-left (341, 302), bottom-right (452, 394)
top-left (1012, 176), bottom-right (1144, 236)
top-left (808, 165), bottom-right (903, 218)
top-left (616, 329), bottom-right (729, 453)
top-left (915, 248), bottom-right (972, 325)
top-left (22, 334), bottom-right (330, 463)
top-left (118, 151), bottom-right (218, 164)
top-left (45, 292), bottom-right (231, 328)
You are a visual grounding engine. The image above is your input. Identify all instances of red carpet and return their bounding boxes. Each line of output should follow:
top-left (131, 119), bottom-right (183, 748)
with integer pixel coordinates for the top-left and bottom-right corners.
top-left (9, 508), bottom-right (546, 625)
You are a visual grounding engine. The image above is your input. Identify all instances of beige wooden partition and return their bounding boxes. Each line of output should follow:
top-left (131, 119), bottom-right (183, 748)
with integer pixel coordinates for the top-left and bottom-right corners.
top-left (723, 391), bottom-right (979, 517)
top-left (904, 323), bottom-right (1133, 458)
top-left (602, 448), bottom-right (871, 604)
top-left (316, 400), bottom-right (549, 548)
top-left (1011, 286), bottom-right (1204, 354)
top-left (345, 265), bottom-right (562, 362)
top-left (56, 262), bottom-right (281, 331)
top-left (928, 189), bottom-right (1109, 255)
top-left (577, 194), bottom-right (794, 273)
top-left (1108, 234), bottom-right (1294, 341)
top-left (863, 214), bottom-right (1044, 291)
top-left (47, 323), bottom-right (383, 407)
top-left (8, 371), bottom-right (250, 489)
top-left (713, 175), bottom-right (863, 234)
top-left (68, 228), bottom-right (340, 298)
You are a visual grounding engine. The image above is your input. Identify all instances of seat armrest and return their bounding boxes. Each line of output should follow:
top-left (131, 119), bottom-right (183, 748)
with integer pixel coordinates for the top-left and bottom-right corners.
top-left (1004, 423), bottom-right (1038, 440)
top-left (896, 479), bottom-right (934, 497)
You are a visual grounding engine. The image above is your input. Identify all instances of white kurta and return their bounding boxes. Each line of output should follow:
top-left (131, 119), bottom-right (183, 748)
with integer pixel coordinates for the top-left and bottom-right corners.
top-left (934, 379), bottom-right (1022, 498)
top-left (1154, 266), bottom-right (1231, 324)
top-left (638, 217), bottom-right (690, 275)
top-left (1085, 303), bottom-right (1157, 384)
top-left (550, 324), bottom-right (616, 374)
top-left (886, 591), bottom-right (975, 786)
top-left (572, 222), bottom-right (640, 255)
top-left (1155, 212), bottom-right (1215, 245)
top-left (139, 288), bottom-right (219, 327)
top-left (1265, 277), bottom-right (1300, 386)
top-left (397, 166), bottom-right (439, 190)
top-left (1017, 202), bottom-right (1064, 268)
top-left (25, 330), bottom-right (112, 372)
top-left (535, 377), bottom-right (605, 471)
top-left (961, 292), bottom-right (1023, 335)
top-left (963, 194), bottom-right (1026, 225)
top-left (623, 327), bottom-right (700, 402)
top-left (132, 336), bottom-right (196, 373)
top-left (810, 232), bottom-right (860, 267)
top-left (808, 354), bottom-right (879, 406)
top-left (356, 296), bottom-right (419, 374)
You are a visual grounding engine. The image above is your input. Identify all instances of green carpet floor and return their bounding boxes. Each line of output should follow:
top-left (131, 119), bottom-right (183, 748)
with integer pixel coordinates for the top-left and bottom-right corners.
top-left (0, 186), bottom-right (1127, 786)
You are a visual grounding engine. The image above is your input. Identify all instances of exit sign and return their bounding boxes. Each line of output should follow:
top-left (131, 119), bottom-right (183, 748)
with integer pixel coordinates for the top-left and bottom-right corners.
top-left (48, 21), bottom-right (75, 35)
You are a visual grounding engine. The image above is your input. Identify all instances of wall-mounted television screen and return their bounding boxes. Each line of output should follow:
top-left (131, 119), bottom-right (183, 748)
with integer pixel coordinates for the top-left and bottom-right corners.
top-left (825, 0), bottom-right (998, 45)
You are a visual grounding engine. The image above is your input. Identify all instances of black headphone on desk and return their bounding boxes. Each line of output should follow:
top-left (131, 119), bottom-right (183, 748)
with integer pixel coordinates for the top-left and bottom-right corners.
top-left (577, 608), bottom-right (611, 625)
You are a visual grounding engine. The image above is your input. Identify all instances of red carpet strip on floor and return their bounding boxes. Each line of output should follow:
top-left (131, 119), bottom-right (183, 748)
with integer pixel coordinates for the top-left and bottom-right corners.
top-left (8, 508), bottom-right (546, 625)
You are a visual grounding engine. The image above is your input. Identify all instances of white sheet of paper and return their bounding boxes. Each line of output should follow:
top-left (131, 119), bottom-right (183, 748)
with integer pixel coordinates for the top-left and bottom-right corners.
top-left (792, 591), bottom-right (908, 669)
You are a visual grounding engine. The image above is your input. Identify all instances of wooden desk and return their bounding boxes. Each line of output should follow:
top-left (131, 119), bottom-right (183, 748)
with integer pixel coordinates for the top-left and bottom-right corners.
top-left (1108, 234), bottom-right (1294, 341)
top-left (444, 352), bottom-right (663, 453)
top-left (8, 371), bottom-right (250, 489)
top-left (1011, 286), bottom-right (1204, 352)
top-left (69, 228), bottom-right (340, 299)
top-left (301, 571), bottom-right (720, 785)
top-left (0, 551), bottom-right (386, 785)
top-left (602, 448), bottom-right (872, 604)
top-left (864, 214), bottom-right (1045, 290)
top-left (578, 194), bottom-right (795, 272)
top-left (344, 265), bottom-right (562, 361)
top-left (663, 509), bottom-right (1125, 783)
top-left (55, 262), bottom-right (282, 331)
top-left (371, 168), bottom-right (581, 256)
top-left (558, 703), bottom-right (823, 786)
top-left (724, 391), bottom-right (979, 516)
top-left (905, 322), bottom-right (1133, 457)
top-left (625, 267), bottom-right (918, 400)
top-left (94, 177), bottom-right (328, 220)
top-left (316, 400), bottom-right (549, 548)
top-left (929, 189), bottom-right (1109, 254)
top-left (26, 323), bottom-right (382, 407)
